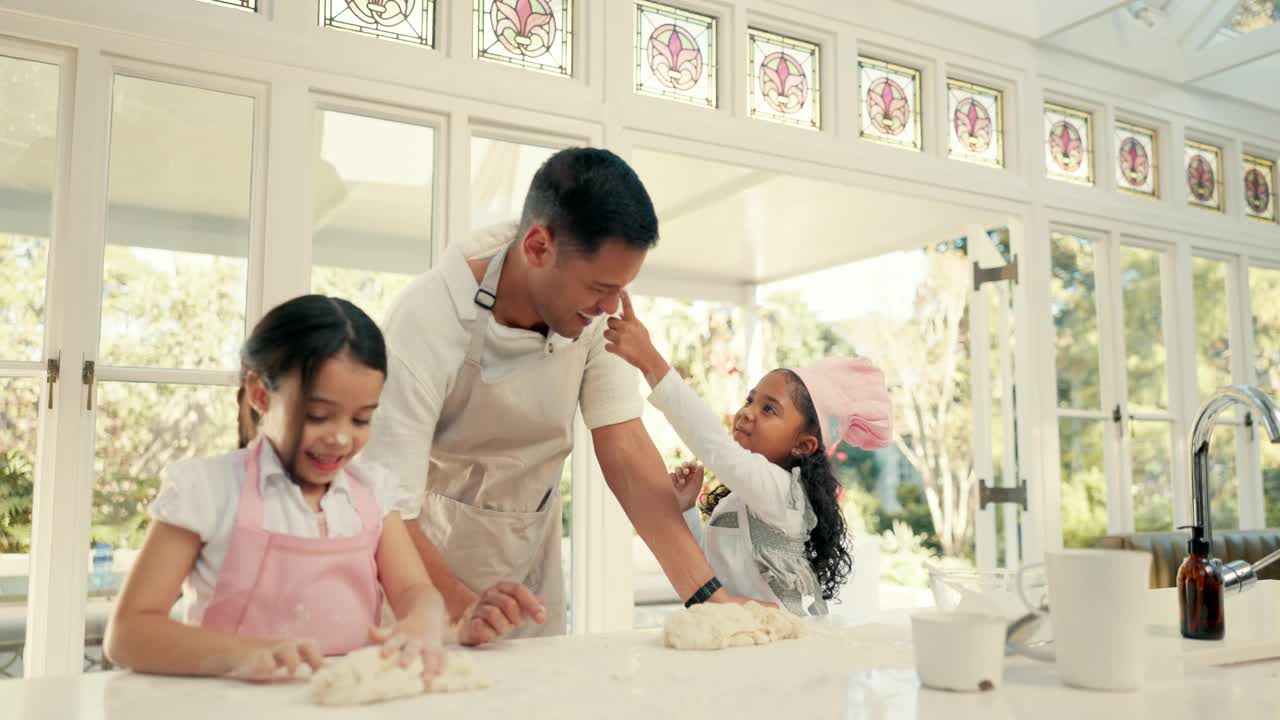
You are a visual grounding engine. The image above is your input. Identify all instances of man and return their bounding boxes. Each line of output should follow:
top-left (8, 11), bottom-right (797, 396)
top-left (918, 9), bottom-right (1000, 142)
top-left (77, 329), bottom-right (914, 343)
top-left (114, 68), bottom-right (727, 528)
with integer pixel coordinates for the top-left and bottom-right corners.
top-left (363, 147), bottom-right (744, 645)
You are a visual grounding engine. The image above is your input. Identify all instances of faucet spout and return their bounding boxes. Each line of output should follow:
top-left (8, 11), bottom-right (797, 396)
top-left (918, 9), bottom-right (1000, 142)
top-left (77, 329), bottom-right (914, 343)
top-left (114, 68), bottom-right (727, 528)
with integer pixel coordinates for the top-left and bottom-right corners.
top-left (1190, 385), bottom-right (1280, 550)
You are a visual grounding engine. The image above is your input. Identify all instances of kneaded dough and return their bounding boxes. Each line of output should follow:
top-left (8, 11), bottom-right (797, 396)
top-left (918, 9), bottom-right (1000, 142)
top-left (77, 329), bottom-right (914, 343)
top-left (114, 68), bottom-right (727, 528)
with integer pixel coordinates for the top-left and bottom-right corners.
top-left (310, 646), bottom-right (491, 706)
top-left (663, 603), bottom-right (805, 651)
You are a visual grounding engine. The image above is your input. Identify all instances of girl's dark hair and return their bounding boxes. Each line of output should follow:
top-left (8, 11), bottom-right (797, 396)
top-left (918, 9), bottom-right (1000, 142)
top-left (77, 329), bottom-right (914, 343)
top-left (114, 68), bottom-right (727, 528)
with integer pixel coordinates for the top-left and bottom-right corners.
top-left (236, 295), bottom-right (387, 471)
top-left (700, 369), bottom-right (853, 602)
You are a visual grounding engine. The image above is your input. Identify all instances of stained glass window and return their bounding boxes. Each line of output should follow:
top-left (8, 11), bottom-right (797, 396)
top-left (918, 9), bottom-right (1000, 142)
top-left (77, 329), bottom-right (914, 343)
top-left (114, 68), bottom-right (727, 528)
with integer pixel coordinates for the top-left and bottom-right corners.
top-left (1185, 140), bottom-right (1223, 212)
top-left (1114, 121), bottom-right (1158, 198)
top-left (946, 79), bottom-right (1002, 168)
top-left (634, 1), bottom-right (716, 108)
top-left (747, 28), bottom-right (818, 129)
top-left (323, 0), bottom-right (435, 46)
top-left (199, 0), bottom-right (255, 10)
top-left (1043, 103), bottom-right (1093, 186)
top-left (859, 57), bottom-right (921, 151)
top-left (475, 0), bottom-right (572, 77)
top-left (1243, 153), bottom-right (1277, 223)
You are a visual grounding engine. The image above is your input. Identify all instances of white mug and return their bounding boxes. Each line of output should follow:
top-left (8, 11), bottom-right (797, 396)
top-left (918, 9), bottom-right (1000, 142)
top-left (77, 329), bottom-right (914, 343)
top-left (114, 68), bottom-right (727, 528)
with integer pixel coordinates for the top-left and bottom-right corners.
top-left (1013, 549), bottom-right (1151, 691)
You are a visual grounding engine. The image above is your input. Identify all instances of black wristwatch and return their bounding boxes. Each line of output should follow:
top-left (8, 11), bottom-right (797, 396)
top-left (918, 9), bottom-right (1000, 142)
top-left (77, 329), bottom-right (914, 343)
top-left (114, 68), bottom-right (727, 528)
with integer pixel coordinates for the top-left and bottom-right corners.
top-left (684, 575), bottom-right (723, 608)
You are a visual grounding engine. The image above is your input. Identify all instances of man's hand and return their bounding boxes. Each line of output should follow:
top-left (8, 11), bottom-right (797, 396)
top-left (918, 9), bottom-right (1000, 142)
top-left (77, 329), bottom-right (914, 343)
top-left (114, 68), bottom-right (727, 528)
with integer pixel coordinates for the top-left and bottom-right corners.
top-left (604, 291), bottom-right (670, 386)
top-left (453, 581), bottom-right (547, 646)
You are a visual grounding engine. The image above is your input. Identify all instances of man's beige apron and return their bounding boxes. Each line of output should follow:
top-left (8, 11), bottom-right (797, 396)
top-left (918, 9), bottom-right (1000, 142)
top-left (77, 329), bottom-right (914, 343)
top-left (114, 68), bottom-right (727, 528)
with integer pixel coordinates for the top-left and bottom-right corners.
top-left (418, 242), bottom-right (585, 636)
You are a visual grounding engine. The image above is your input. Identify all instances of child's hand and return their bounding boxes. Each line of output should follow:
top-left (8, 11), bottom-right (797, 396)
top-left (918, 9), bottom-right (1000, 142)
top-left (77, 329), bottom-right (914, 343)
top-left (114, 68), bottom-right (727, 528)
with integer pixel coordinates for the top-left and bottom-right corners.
top-left (370, 618), bottom-right (447, 683)
top-left (670, 462), bottom-right (705, 512)
top-left (605, 291), bottom-right (670, 386)
top-left (225, 638), bottom-right (324, 682)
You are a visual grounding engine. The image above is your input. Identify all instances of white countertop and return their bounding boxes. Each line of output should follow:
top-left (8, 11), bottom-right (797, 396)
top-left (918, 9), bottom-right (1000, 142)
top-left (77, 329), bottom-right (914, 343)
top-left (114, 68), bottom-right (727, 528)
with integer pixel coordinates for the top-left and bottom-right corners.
top-left (4, 613), bottom-right (1280, 720)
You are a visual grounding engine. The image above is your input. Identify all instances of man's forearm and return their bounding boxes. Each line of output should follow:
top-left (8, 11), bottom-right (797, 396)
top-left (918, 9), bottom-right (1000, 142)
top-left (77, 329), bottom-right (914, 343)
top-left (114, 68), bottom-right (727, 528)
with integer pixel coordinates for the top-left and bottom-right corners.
top-left (405, 519), bottom-right (476, 620)
top-left (593, 419), bottom-right (714, 600)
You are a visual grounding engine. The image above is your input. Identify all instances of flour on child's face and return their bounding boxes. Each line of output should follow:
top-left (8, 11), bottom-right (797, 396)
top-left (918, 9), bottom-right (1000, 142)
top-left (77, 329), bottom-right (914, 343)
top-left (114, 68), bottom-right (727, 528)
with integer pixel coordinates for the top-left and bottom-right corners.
top-left (256, 350), bottom-right (385, 486)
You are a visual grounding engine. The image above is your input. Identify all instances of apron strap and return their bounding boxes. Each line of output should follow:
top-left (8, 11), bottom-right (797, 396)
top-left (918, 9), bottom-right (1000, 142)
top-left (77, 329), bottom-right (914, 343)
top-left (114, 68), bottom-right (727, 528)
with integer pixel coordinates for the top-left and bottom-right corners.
top-left (465, 242), bottom-right (511, 367)
top-left (239, 439), bottom-right (268, 528)
top-left (341, 464), bottom-right (383, 537)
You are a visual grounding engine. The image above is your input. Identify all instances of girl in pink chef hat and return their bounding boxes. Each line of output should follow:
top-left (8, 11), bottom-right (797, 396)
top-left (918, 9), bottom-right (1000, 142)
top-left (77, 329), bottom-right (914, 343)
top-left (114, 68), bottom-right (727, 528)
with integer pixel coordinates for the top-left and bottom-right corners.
top-left (605, 292), bottom-right (893, 615)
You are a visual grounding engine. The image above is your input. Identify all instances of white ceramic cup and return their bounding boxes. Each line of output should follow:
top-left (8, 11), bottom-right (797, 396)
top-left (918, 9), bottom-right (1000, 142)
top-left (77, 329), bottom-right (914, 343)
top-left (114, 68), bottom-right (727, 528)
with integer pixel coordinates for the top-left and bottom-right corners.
top-left (1015, 549), bottom-right (1151, 692)
top-left (910, 611), bottom-right (1006, 692)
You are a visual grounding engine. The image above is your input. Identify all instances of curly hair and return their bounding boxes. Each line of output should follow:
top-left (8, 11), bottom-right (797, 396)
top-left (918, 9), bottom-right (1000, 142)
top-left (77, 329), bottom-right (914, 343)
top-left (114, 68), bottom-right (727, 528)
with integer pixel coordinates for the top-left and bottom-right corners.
top-left (700, 370), bottom-right (853, 602)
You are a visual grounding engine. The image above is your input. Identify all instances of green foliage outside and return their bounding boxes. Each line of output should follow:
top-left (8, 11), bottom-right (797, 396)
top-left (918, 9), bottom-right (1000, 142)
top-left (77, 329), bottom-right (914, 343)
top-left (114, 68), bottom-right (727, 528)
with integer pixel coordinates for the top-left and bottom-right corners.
top-left (0, 229), bottom-right (413, 553)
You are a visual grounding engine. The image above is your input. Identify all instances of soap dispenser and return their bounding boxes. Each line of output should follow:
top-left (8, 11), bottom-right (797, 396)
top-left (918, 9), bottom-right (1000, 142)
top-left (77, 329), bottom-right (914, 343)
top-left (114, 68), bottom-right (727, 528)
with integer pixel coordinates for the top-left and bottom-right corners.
top-left (1177, 524), bottom-right (1224, 640)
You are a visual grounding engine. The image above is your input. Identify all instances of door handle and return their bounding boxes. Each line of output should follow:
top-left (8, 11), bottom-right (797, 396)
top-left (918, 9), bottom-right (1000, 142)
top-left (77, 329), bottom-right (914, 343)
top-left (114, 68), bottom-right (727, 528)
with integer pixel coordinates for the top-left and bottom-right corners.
top-left (46, 356), bottom-right (60, 409)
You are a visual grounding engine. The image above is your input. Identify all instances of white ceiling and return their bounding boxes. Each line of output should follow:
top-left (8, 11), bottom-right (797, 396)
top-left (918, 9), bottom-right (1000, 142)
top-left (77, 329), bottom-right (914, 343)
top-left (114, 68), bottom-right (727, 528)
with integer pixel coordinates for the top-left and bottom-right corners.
top-left (630, 149), bottom-right (1006, 286)
top-left (901, 0), bottom-right (1280, 112)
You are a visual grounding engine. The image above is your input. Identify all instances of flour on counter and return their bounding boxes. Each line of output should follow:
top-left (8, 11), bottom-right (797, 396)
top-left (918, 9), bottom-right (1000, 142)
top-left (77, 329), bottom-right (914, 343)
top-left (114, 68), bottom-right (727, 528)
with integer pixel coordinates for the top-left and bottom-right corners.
top-left (310, 646), bottom-right (491, 706)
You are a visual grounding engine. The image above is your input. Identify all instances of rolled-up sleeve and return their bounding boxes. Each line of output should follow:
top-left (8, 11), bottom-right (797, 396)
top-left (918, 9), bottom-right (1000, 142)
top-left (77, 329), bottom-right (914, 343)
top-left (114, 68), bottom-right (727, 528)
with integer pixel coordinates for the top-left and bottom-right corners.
top-left (579, 324), bottom-right (644, 429)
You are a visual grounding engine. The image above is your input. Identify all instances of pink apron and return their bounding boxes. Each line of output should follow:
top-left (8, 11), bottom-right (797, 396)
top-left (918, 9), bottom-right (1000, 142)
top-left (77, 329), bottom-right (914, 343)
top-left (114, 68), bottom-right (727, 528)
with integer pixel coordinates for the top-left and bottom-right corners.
top-left (200, 440), bottom-right (382, 656)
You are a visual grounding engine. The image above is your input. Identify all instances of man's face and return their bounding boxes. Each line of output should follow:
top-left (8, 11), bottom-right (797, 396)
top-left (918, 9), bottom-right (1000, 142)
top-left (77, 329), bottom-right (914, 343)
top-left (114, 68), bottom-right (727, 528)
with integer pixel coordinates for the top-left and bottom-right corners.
top-left (527, 230), bottom-right (647, 339)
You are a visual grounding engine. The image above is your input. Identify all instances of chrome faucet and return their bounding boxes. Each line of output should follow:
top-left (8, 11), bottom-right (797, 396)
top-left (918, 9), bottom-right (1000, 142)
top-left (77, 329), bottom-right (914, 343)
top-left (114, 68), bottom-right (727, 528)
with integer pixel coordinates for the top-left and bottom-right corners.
top-left (1189, 384), bottom-right (1280, 592)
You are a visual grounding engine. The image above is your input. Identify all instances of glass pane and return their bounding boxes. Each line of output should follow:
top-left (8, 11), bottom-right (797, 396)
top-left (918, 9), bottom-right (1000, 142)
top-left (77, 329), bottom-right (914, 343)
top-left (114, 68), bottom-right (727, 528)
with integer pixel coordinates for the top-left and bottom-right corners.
top-left (0, 237), bottom-right (48, 364)
top-left (1208, 424), bottom-right (1239, 532)
top-left (1120, 246), bottom-right (1168, 412)
top-left (1185, 141), bottom-right (1223, 212)
top-left (1243, 154), bottom-right (1277, 223)
top-left (1059, 419), bottom-right (1107, 548)
top-left (198, 0), bottom-right (256, 9)
top-left (0, 55), bottom-right (60, 363)
top-left (100, 76), bottom-right (254, 371)
top-left (635, 1), bottom-right (717, 108)
top-left (558, 459), bottom-right (571, 628)
top-left (1262, 441), bottom-right (1280, 528)
top-left (1131, 420), bottom-right (1173, 532)
top-left (85, 381), bottom-right (238, 670)
top-left (989, 289), bottom-right (1007, 488)
top-left (475, 0), bottom-right (573, 77)
top-left (947, 79), bottom-right (1003, 168)
top-left (1114, 122), bottom-right (1158, 198)
top-left (322, 0), bottom-right (435, 47)
top-left (859, 57), bottom-right (922, 151)
top-left (631, 296), bottom-right (745, 629)
top-left (311, 110), bottom-right (435, 324)
top-left (1044, 103), bottom-right (1093, 186)
top-left (1192, 256), bottom-right (1232, 402)
top-left (1250, 266), bottom-right (1280, 394)
top-left (470, 137), bottom-right (557, 230)
top-left (762, 244), bottom-right (975, 585)
top-left (1252, 265), bottom-right (1280, 529)
top-left (1050, 232), bottom-right (1102, 409)
top-left (747, 29), bottom-right (818, 129)
top-left (0, 377), bottom-right (40, 678)
top-left (0, 55), bottom-right (59, 678)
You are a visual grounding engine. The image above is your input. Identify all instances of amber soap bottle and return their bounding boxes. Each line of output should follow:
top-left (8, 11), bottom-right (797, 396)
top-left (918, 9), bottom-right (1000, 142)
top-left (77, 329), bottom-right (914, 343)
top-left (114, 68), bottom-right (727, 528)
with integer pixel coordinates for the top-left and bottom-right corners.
top-left (1178, 525), bottom-right (1225, 640)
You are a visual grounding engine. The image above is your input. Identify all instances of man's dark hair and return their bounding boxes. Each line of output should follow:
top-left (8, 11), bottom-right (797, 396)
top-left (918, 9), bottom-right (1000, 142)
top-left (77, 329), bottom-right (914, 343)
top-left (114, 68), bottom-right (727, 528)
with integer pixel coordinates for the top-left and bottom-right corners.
top-left (519, 147), bottom-right (659, 257)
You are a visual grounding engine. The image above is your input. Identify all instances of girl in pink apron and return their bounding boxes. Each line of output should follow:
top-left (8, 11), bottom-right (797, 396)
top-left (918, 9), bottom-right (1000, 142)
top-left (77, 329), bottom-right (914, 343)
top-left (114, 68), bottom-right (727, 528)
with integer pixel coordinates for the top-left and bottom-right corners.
top-left (105, 295), bottom-right (448, 682)
top-left (604, 292), bottom-right (893, 615)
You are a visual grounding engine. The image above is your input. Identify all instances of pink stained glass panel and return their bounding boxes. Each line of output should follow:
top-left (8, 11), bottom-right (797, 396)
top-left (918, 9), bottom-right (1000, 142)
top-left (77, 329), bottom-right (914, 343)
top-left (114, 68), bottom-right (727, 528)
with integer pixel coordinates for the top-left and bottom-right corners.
top-left (635, 1), bottom-right (716, 107)
top-left (748, 28), bottom-right (819, 129)
top-left (475, 0), bottom-right (572, 77)
top-left (946, 79), bottom-right (1002, 167)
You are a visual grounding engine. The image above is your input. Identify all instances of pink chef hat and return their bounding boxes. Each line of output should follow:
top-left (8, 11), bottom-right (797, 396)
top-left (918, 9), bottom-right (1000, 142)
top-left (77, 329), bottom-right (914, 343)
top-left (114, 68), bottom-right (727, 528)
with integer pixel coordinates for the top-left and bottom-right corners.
top-left (791, 357), bottom-right (893, 455)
